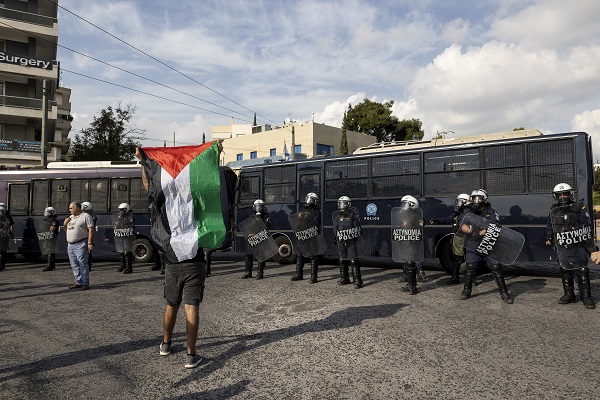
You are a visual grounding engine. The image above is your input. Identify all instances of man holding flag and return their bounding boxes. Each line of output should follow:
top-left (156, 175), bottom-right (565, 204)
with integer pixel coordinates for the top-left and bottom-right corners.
top-left (137, 140), bottom-right (226, 369)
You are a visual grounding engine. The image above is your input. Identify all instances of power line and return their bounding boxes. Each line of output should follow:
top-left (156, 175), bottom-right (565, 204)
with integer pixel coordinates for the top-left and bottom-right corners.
top-left (50, 0), bottom-right (280, 127)
top-left (0, 19), bottom-right (257, 123)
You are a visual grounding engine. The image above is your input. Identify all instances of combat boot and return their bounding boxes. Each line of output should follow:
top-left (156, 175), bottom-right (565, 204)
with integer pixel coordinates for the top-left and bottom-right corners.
top-left (401, 263), bottom-right (418, 295)
top-left (398, 265), bottom-right (407, 283)
top-left (416, 270), bottom-right (427, 282)
top-left (492, 270), bottom-right (514, 304)
top-left (579, 269), bottom-right (596, 309)
top-left (242, 256), bottom-right (253, 279)
top-left (351, 261), bottom-right (363, 289)
top-left (123, 252), bottom-right (133, 274)
top-left (460, 264), bottom-right (477, 300)
top-left (338, 262), bottom-right (350, 285)
top-left (117, 253), bottom-right (126, 272)
top-left (256, 261), bottom-right (265, 280)
top-left (309, 257), bottom-right (318, 284)
top-left (558, 270), bottom-right (576, 304)
top-left (446, 257), bottom-right (461, 285)
top-left (43, 253), bottom-right (56, 271)
top-left (291, 257), bottom-right (304, 281)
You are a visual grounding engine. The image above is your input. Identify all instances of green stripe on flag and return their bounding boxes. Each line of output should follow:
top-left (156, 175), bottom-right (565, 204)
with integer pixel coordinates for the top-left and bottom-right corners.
top-left (190, 141), bottom-right (226, 249)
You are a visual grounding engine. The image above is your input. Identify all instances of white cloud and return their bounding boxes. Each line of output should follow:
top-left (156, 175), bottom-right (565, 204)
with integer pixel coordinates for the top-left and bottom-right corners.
top-left (571, 110), bottom-right (600, 162)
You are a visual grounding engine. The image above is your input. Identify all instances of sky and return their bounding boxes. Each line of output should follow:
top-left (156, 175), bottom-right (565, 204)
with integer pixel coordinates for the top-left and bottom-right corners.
top-left (56, 0), bottom-right (600, 160)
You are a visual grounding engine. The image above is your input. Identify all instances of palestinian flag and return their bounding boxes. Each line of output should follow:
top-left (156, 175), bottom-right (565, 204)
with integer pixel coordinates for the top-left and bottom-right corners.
top-left (139, 141), bottom-right (226, 263)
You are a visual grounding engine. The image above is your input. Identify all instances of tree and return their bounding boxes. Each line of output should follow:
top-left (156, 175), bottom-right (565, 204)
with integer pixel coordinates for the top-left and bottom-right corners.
top-left (68, 103), bottom-right (144, 161)
top-left (342, 99), bottom-right (424, 142)
top-left (340, 128), bottom-right (348, 155)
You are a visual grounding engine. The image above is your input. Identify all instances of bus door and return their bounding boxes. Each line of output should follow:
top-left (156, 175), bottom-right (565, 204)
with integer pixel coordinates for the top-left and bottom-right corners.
top-left (7, 182), bottom-right (32, 254)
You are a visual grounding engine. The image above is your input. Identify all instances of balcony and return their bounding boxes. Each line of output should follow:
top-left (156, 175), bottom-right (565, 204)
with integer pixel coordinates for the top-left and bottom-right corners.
top-left (0, 8), bottom-right (57, 38)
top-left (0, 95), bottom-right (57, 119)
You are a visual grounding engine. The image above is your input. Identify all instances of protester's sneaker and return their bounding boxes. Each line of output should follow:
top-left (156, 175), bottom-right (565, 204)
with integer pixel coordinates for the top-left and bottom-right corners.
top-left (159, 341), bottom-right (172, 356)
top-left (185, 353), bottom-right (203, 369)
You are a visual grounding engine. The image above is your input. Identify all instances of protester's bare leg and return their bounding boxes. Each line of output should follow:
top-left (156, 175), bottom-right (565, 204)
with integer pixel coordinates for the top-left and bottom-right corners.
top-left (184, 304), bottom-right (199, 354)
top-left (163, 304), bottom-right (179, 343)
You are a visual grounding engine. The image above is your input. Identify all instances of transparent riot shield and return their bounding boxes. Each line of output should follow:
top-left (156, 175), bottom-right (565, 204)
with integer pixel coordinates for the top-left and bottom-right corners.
top-left (34, 217), bottom-right (58, 255)
top-left (332, 207), bottom-right (363, 261)
top-left (550, 204), bottom-right (595, 269)
top-left (239, 214), bottom-right (279, 262)
top-left (288, 209), bottom-right (326, 257)
top-left (0, 215), bottom-right (10, 252)
top-left (460, 213), bottom-right (525, 265)
top-left (391, 207), bottom-right (424, 263)
top-left (113, 214), bottom-right (135, 253)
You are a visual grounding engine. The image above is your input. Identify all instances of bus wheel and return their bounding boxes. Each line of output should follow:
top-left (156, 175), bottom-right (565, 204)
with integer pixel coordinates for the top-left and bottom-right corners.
top-left (132, 238), bottom-right (153, 263)
top-left (438, 239), bottom-right (454, 274)
top-left (272, 236), bottom-right (296, 264)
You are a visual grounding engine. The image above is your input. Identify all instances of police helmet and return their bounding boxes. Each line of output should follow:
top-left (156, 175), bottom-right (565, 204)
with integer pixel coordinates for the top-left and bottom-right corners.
top-left (81, 201), bottom-right (93, 212)
top-left (401, 195), bottom-right (419, 209)
top-left (455, 193), bottom-right (470, 208)
top-left (337, 196), bottom-right (351, 210)
top-left (470, 189), bottom-right (488, 204)
top-left (44, 207), bottom-right (56, 217)
top-left (253, 199), bottom-right (266, 213)
top-left (552, 183), bottom-right (574, 204)
top-left (305, 192), bottom-right (319, 206)
top-left (118, 203), bottom-right (131, 213)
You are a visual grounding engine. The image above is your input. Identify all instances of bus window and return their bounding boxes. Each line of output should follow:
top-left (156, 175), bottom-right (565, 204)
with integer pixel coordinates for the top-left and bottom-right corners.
top-left (528, 139), bottom-right (575, 193)
top-left (31, 180), bottom-right (49, 215)
top-left (90, 179), bottom-right (109, 213)
top-left (372, 154), bottom-right (421, 198)
top-left (239, 175), bottom-right (260, 205)
top-left (484, 144), bottom-right (526, 195)
top-left (129, 178), bottom-right (147, 212)
top-left (299, 174), bottom-right (320, 202)
top-left (264, 166), bottom-right (296, 203)
top-left (51, 180), bottom-right (70, 209)
top-left (8, 183), bottom-right (29, 215)
top-left (71, 179), bottom-right (89, 204)
top-left (325, 159), bottom-right (369, 200)
top-left (111, 178), bottom-right (130, 212)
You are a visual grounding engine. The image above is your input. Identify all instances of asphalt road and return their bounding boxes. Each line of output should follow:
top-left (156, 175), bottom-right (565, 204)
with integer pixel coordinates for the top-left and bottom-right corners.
top-left (0, 255), bottom-right (599, 399)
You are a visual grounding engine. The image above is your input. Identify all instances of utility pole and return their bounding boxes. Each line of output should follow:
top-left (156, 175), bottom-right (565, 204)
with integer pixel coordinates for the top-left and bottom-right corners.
top-left (40, 79), bottom-right (48, 167)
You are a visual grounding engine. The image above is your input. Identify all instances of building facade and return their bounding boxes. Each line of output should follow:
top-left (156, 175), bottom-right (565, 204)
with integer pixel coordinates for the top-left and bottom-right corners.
top-left (0, 0), bottom-right (71, 168)
top-left (215, 121), bottom-right (376, 168)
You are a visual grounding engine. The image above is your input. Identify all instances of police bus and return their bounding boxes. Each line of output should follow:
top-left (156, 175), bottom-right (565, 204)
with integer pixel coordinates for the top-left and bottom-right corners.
top-left (0, 161), bottom-right (237, 263)
top-left (233, 129), bottom-right (595, 271)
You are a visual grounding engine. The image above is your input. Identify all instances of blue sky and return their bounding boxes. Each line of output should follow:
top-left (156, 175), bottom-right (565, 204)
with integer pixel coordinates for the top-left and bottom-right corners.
top-left (57, 0), bottom-right (600, 158)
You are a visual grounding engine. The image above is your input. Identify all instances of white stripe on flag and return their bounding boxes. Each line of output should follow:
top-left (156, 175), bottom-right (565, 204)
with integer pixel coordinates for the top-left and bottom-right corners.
top-left (161, 164), bottom-right (199, 261)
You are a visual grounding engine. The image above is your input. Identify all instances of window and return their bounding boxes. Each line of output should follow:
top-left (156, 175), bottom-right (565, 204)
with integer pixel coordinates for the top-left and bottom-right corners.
top-left (8, 183), bottom-right (28, 215)
top-left (325, 159), bottom-right (369, 199)
top-left (51, 180), bottom-right (70, 209)
top-left (250, 151), bottom-right (257, 159)
top-left (32, 180), bottom-right (49, 214)
top-left (270, 148), bottom-right (276, 157)
top-left (294, 144), bottom-right (302, 154)
top-left (111, 179), bottom-right (130, 212)
top-left (264, 166), bottom-right (296, 203)
top-left (238, 175), bottom-right (260, 205)
top-left (316, 143), bottom-right (334, 156)
top-left (236, 153), bottom-right (243, 161)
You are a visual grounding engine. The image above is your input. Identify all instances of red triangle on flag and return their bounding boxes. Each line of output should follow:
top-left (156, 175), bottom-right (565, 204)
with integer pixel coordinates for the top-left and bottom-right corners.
top-left (142, 142), bottom-right (213, 178)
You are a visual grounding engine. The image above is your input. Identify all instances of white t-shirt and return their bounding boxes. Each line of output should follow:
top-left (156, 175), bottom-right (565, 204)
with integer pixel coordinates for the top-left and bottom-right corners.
top-left (66, 213), bottom-right (94, 244)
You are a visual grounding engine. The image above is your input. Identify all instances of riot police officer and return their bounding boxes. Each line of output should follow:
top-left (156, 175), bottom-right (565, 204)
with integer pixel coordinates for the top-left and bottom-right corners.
top-left (459, 189), bottom-right (513, 304)
top-left (115, 203), bottom-right (135, 274)
top-left (430, 193), bottom-right (471, 284)
top-left (397, 195), bottom-right (422, 295)
top-left (546, 183), bottom-right (595, 309)
top-left (291, 192), bottom-right (322, 283)
top-left (41, 207), bottom-right (60, 271)
top-left (81, 202), bottom-right (96, 271)
top-left (0, 203), bottom-right (13, 271)
top-left (333, 196), bottom-right (363, 289)
top-left (243, 199), bottom-right (270, 279)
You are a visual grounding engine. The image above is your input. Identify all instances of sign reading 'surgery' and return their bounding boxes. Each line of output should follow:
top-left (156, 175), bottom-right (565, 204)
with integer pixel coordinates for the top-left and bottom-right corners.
top-left (0, 52), bottom-right (52, 69)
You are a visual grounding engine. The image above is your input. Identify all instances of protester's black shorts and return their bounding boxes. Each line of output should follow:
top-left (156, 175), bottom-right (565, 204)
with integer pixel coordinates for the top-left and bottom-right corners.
top-left (164, 261), bottom-right (206, 306)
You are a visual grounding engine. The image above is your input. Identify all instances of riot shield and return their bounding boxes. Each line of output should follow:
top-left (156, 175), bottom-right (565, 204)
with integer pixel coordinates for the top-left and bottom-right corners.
top-left (288, 209), bottom-right (326, 257)
top-left (239, 214), bottom-right (278, 262)
top-left (391, 207), bottom-right (424, 263)
top-left (550, 204), bottom-right (595, 269)
top-left (460, 213), bottom-right (524, 265)
top-left (113, 214), bottom-right (135, 253)
top-left (34, 217), bottom-right (58, 255)
top-left (332, 208), bottom-right (363, 261)
top-left (0, 215), bottom-right (10, 252)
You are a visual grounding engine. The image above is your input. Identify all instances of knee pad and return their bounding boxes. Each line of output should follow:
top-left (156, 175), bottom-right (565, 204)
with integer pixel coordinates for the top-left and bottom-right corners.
top-left (489, 263), bottom-right (502, 273)
top-left (350, 258), bottom-right (359, 267)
